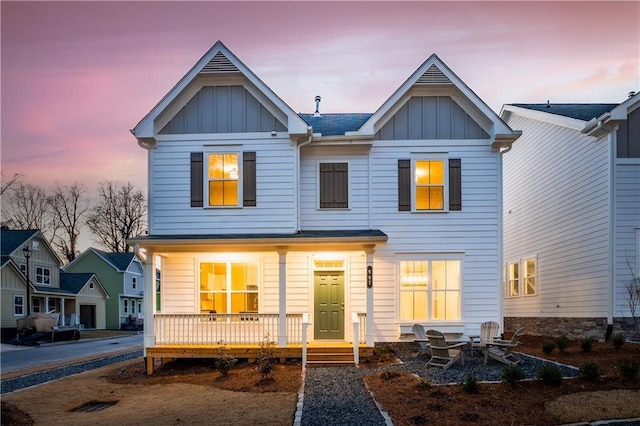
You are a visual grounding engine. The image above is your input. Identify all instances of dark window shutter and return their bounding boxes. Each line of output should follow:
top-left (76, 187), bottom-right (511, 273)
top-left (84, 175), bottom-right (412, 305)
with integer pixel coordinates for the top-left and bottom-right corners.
top-left (190, 152), bottom-right (203, 207)
top-left (243, 151), bottom-right (256, 207)
top-left (398, 159), bottom-right (411, 211)
top-left (320, 163), bottom-right (348, 208)
top-left (449, 158), bottom-right (461, 211)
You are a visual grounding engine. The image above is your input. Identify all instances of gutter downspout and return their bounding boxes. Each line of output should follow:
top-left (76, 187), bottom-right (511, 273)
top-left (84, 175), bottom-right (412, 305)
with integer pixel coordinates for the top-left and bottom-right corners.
top-left (607, 127), bottom-right (617, 339)
top-left (295, 127), bottom-right (313, 232)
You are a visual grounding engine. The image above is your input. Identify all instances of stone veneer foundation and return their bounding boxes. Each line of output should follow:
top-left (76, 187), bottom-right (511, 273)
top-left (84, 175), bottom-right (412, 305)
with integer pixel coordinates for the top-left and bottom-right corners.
top-left (504, 317), bottom-right (609, 340)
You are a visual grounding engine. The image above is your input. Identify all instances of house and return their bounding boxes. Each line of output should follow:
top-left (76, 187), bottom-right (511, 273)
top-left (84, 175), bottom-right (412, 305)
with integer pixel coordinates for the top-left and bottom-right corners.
top-left (65, 248), bottom-right (144, 330)
top-left (500, 93), bottom-right (640, 339)
top-left (129, 41), bottom-right (521, 373)
top-left (0, 229), bottom-right (109, 339)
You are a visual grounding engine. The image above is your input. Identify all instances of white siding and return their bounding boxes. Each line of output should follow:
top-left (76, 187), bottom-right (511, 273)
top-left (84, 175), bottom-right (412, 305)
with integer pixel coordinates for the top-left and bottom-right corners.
top-left (614, 160), bottom-right (640, 316)
top-left (150, 136), bottom-right (296, 234)
top-left (503, 114), bottom-right (611, 318)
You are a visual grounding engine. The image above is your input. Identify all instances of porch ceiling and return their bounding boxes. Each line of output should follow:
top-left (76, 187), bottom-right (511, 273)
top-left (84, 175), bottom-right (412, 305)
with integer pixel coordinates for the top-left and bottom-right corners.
top-left (129, 229), bottom-right (388, 253)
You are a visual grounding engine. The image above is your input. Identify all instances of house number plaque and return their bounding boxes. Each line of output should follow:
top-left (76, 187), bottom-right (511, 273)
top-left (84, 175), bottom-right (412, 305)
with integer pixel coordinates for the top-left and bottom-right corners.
top-left (367, 265), bottom-right (373, 288)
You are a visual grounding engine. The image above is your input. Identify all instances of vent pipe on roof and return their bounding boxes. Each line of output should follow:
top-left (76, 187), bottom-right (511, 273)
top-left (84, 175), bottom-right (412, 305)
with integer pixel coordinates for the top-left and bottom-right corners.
top-left (314, 95), bottom-right (321, 117)
top-left (629, 91), bottom-right (636, 98)
top-left (546, 100), bottom-right (550, 108)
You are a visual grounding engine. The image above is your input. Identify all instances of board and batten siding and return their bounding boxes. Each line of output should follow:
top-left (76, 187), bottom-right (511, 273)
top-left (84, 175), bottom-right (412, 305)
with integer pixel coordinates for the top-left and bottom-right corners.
top-left (503, 114), bottom-right (611, 318)
top-left (614, 160), bottom-right (640, 317)
top-left (1, 267), bottom-right (26, 329)
top-left (367, 138), bottom-right (502, 339)
top-left (149, 136), bottom-right (297, 235)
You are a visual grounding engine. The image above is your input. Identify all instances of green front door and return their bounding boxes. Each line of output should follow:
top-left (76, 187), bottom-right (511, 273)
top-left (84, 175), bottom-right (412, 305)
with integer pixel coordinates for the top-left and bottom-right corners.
top-left (314, 271), bottom-right (344, 340)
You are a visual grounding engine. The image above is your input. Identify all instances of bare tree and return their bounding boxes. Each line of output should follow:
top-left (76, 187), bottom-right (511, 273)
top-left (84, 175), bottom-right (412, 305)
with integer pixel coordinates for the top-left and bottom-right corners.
top-left (1, 172), bottom-right (23, 196)
top-left (49, 182), bottom-right (89, 263)
top-left (1, 182), bottom-right (60, 243)
top-left (85, 181), bottom-right (147, 253)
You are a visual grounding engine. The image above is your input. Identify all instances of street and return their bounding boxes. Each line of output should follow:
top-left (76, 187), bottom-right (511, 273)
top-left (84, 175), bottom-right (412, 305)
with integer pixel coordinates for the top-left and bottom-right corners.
top-left (0, 333), bottom-right (143, 375)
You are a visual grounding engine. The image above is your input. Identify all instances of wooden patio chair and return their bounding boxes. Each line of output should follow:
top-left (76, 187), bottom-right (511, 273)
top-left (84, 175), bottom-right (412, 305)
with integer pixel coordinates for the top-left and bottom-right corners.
top-left (469, 321), bottom-right (500, 356)
top-left (412, 324), bottom-right (431, 357)
top-left (484, 327), bottom-right (526, 365)
top-left (425, 330), bottom-right (466, 370)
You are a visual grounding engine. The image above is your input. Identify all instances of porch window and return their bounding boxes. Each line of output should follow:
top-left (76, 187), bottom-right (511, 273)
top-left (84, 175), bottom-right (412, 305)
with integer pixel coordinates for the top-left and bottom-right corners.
top-left (35, 266), bottom-right (51, 285)
top-left (199, 262), bottom-right (259, 314)
top-left (523, 257), bottom-right (537, 296)
top-left (48, 299), bottom-right (56, 312)
top-left (508, 262), bottom-right (520, 297)
top-left (14, 295), bottom-right (24, 316)
top-left (33, 298), bottom-right (41, 313)
top-left (123, 299), bottom-right (129, 314)
top-left (399, 258), bottom-right (461, 321)
top-left (207, 153), bottom-right (239, 206)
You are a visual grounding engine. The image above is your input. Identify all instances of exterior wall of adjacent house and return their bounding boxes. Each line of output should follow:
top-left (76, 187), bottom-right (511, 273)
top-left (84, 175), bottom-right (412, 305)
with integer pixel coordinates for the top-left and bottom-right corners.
top-left (502, 113), bottom-right (612, 338)
top-left (1, 265), bottom-right (26, 333)
top-left (75, 279), bottom-right (108, 329)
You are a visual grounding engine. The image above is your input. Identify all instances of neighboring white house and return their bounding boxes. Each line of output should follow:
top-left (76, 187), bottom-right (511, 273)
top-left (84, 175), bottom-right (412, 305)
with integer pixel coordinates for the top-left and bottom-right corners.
top-left (129, 41), bottom-right (521, 372)
top-left (501, 93), bottom-right (640, 339)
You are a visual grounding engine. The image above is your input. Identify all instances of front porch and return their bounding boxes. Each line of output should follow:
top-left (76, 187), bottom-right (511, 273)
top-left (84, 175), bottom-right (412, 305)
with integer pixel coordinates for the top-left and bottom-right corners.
top-left (144, 312), bottom-right (370, 374)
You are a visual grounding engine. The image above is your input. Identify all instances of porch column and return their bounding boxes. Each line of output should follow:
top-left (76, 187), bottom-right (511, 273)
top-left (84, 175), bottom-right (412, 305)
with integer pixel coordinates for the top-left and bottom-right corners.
top-left (143, 249), bottom-right (155, 349)
top-left (277, 248), bottom-right (287, 347)
top-left (365, 245), bottom-right (375, 347)
top-left (45, 296), bottom-right (50, 313)
top-left (60, 298), bottom-right (65, 326)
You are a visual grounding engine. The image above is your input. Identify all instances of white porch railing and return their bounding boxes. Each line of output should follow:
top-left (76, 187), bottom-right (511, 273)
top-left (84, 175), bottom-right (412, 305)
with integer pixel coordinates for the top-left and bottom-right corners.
top-left (154, 313), bottom-right (304, 345)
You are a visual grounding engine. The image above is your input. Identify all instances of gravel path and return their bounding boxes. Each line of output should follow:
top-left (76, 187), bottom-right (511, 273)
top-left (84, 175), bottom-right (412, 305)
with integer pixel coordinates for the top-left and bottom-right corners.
top-left (1, 350), bottom-right (142, 394)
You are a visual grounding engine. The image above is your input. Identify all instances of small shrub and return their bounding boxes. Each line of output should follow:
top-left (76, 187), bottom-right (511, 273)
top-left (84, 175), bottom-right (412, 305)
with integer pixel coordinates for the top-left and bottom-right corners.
top-left (542, 341), bottom-right (556, 355)
top-left (375, 344), bottom-right (396, 362)
top-left (581, 337), bottom-right (595, 353)
top-left (555, 335), bottom-right (570, 352)
top-left (537, 364), bottom-right (563, 386)
top-left (214, 342), bottom-right (237, 376)
top-left (580, 362), bottom-right (602, 382)
top-left (416, 376), bottom-right (433, 390)
top-left (501, 364), bottom-right (525, 386)
top-left (461, 373), bottom-right (480, 394)
top-left (618, 360), bottom-right (640, 382)
top-left (254, 335), bottom-right (277, 380)
top-left (612, 333), bottom-right (626, 349)
top-left (379, 370), bottom-right (401, 381)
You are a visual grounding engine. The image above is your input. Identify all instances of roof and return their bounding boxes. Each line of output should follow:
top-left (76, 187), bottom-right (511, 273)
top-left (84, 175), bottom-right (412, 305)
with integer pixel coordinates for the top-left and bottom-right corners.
top-left (93, 249), bottom-right (137, 271)
top-left (510, 103), bottom-right (618, 122)
top-left (299, 113), bottom-right (373, 136)
top-left (0, 229), bottom-right (38, 255)
top-left (59, 272), bottom-right (96, 294)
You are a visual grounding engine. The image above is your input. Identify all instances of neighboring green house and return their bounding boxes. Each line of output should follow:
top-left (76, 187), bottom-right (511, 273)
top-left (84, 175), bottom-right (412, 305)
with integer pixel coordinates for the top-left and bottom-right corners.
top-left (65, 248), bottom-right (144, 330)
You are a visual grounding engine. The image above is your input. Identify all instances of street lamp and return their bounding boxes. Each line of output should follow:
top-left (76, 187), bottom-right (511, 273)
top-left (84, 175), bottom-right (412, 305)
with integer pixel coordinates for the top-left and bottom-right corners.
top-left (22, 245), bottom-right (32, 316)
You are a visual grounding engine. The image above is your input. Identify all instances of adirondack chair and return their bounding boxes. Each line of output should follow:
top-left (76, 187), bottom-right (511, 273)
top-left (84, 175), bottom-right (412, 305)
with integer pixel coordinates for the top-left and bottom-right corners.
top-left (469, 321), bottom-right (500, 356)
top-left (484, 327), bottom-right (526, 365)
top-left (425, 330), bottom-right (466, 370)
top-left (412, 324), bottom-right (431, 357)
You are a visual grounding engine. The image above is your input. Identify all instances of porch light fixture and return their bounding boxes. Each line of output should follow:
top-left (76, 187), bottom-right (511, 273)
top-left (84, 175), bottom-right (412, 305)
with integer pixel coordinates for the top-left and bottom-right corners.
top-left (22, 245), bottom-right (32, 316)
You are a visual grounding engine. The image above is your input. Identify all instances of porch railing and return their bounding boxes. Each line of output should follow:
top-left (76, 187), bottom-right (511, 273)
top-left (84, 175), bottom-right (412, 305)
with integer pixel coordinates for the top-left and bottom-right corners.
top-left (154, 313), bottom-right (304, 345)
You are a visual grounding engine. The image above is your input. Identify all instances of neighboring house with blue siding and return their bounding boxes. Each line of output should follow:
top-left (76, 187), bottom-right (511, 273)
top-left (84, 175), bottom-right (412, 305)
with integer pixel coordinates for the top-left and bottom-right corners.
top-left (128, 41), bottom-right (521, 372)
top-left (500, 93), bottom-right (640, 339)
top-left (65, 248), bottom-right (144, 330)
top-left (1, 229), bottom-right (108, 339)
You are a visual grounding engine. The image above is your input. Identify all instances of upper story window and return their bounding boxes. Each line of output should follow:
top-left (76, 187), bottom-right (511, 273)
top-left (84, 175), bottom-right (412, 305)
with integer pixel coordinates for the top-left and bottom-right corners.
top-left (20, 263), bottom-right (26, 275)
top-left (523, 257), bottom-right (537, 296)
top-left (132, 277), bottom-right (137, 290)
top-left (319, 162), bottom-right (348, 209)
top-left (208, 152), bottom-right (239, 206)
top-left (190, 151), bottom-right (256, 208)
top-left (35, 266), bottom-right (51, 285)
top-left (398, 157), bottom-right (461, 212)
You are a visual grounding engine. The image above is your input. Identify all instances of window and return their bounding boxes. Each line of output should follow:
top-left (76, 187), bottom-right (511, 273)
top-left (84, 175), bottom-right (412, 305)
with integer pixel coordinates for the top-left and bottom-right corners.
top-left (155, 268), bottom-right (162, 311)
top-left (508, 262), bottom-right (520, 297)
top-left (14, 295), bottom-right (24, 316)
top-left (523, 257), bottom-right (536, 295)
top-left (191, 151), bottom-right (256, 207)
top-left (89, 282), bottom-right (94, 289)
top-left (35, 266), bottom-right (51, 285)
top-left (199, 262), bottom-right (259, 314)
top-left (319, 162), bottom-right (348, 208)
top-left (19, 263), bottom-right (26, 275)
top-left (33, 298), bottom-right (41, 313)
top-left (132, 277), bottom-right (137, 290)
top-left (398, 158), bottom-right (461, 211)
top-left (123, 299), bottom-right (129, 314)
top-left (399, 258), bottom-right (461, 321)
top-left (138, 300), bottom-right (143, 315)
top-left (131, 300), bottom-right (136, 314)
top-left (48, 299), bottom-right (56, 312)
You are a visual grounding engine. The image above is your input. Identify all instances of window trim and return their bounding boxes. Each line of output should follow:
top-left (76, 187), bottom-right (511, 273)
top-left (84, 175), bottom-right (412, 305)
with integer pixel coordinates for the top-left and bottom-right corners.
top-left (13, 295), bottom-right (24, 316)
top-left (523, 256), bottom-right (537, 296)
top-left (35, 266), bottom-right (51, 285)
top-left (204, 150), bottom-right (242, 208)
top-left (198, 260), bottom-right (261, 314)
top-left (397, 253), bottom-right (464, 323)
top-left (317, 160), bottom-right (350, 210)
top-left (507, 261), bottom-right (520, 298)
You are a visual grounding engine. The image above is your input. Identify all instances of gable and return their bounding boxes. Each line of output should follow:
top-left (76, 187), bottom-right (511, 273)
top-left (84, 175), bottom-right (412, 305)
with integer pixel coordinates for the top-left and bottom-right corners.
top-left (375, 96), bottom-right (489, 140)
top-left (159, 85), bottom-right (287, 134)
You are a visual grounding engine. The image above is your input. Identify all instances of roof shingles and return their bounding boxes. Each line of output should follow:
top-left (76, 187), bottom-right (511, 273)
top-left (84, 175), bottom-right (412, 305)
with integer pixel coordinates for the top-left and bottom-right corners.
top-left (511, 103), bottom-right (618, 122)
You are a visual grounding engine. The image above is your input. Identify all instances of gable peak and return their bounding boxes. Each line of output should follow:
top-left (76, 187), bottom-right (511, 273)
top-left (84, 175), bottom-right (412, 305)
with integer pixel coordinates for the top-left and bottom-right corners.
top-left (200, 51), bottom-right (240, 75)
top-left (416, 64), bottom-right (452, 86)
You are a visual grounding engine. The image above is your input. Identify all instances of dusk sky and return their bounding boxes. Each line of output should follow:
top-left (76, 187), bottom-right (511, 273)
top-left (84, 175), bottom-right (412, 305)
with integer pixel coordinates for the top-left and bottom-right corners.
top-left (2, 1), bottom-right (639, 195)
